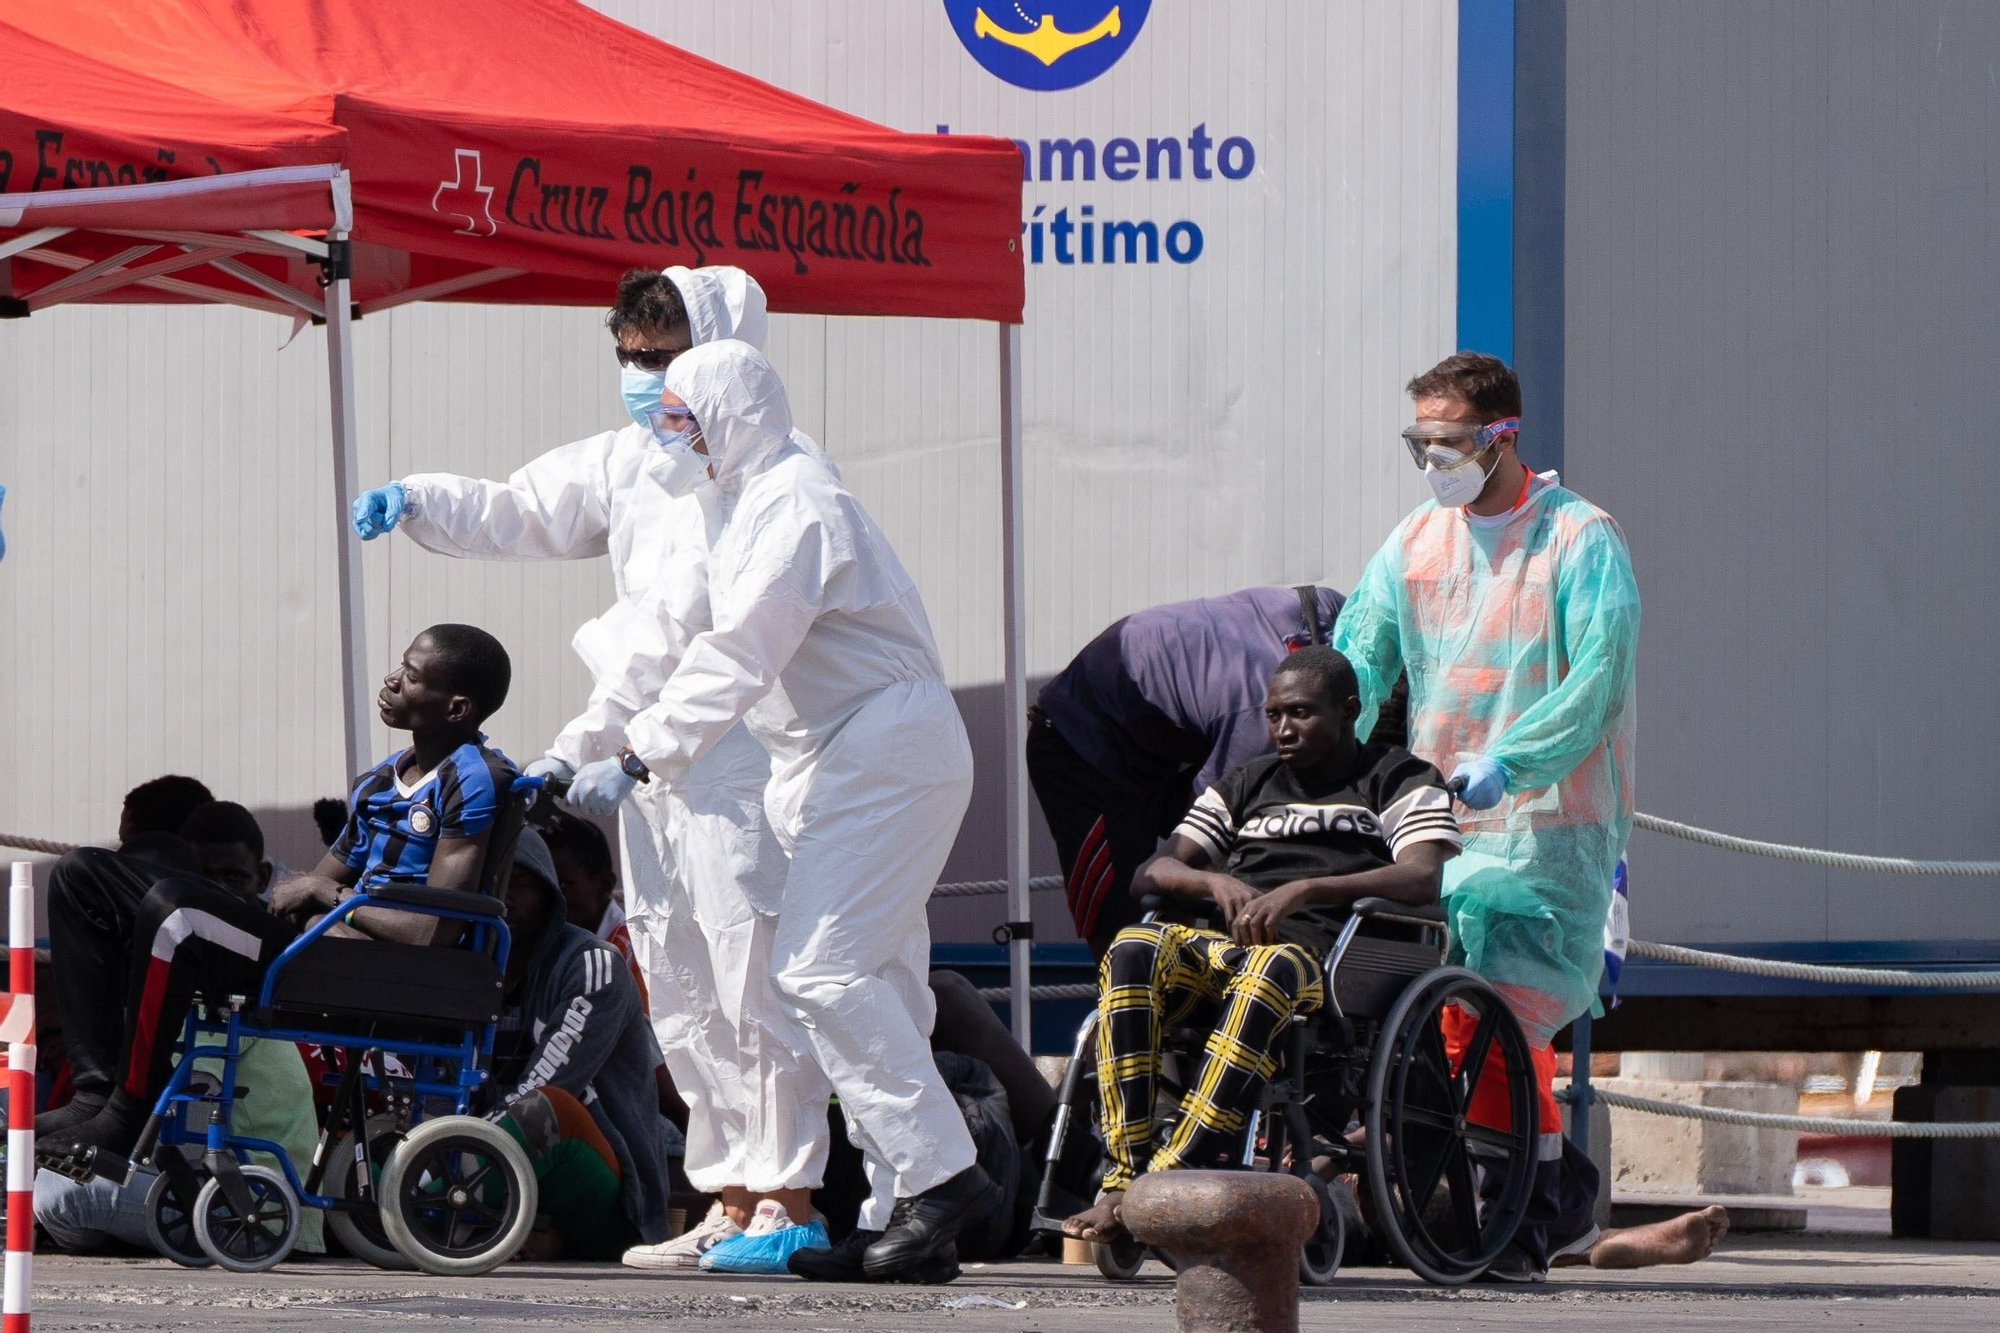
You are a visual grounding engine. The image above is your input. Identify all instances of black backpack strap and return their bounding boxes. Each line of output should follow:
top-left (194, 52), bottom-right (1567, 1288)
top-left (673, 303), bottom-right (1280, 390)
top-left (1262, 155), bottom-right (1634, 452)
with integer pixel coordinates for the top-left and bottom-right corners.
top-left (1294, 585), bottom-right (1324, 646)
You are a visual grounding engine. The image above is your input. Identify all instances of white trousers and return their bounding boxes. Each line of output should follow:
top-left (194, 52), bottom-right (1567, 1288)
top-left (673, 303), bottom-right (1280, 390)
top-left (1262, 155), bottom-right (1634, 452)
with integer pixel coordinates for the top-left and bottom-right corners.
top-left (621, 724), bottom-right (830, 1194)
top-left (769, 681), bottom-right (978, 1226)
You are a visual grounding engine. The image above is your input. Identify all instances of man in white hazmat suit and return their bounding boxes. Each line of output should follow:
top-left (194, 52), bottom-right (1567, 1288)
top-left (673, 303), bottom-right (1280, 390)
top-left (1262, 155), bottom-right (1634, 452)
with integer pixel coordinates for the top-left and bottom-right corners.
top-left (348, 267), bottom-right (831, 1270)
top-left (564, 338), bottom-right (1000, 1282)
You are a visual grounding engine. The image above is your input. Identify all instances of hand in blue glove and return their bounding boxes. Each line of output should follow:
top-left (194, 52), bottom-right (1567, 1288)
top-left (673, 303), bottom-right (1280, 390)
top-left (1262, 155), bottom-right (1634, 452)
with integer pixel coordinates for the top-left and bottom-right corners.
top-left (1448, 756), bottom-right (1508, 810)
top-left (565, 757), bottom-right (637, 816)
top-left (351, 482), bottom-right (406, 540)
top-left (524, 756), bottom-right (576, 785)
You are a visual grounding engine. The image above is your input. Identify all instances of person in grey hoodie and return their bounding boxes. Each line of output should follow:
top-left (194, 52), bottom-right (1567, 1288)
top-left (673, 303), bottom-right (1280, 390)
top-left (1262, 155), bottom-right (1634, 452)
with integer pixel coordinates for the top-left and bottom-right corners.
top-left (484, 828), bottom-right (671, 1257)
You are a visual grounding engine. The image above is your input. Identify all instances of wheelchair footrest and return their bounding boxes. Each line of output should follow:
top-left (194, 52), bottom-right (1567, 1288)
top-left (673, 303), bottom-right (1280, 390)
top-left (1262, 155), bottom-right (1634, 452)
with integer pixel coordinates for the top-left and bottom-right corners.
top-left (35, 1142), bottom-right (133, 1188)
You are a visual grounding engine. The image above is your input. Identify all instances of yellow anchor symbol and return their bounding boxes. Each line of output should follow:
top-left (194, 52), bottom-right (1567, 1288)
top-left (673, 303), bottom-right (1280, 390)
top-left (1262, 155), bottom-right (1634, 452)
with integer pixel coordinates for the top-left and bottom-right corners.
top-left (973, 6), bottom-right (1122, 67)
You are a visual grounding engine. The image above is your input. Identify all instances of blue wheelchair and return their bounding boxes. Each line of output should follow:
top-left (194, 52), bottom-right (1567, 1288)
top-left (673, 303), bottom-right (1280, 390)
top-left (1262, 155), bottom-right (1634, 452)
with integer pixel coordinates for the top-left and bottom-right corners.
top-left (46, 774), bottom-right (553, 1274)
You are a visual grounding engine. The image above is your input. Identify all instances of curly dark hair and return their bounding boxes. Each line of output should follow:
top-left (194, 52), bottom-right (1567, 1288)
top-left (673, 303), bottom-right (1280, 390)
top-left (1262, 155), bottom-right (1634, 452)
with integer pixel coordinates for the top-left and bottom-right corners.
top-left (604, 268), bottom-right (690, 341)
top-left (1405, 351), bottom-right (1521, 422)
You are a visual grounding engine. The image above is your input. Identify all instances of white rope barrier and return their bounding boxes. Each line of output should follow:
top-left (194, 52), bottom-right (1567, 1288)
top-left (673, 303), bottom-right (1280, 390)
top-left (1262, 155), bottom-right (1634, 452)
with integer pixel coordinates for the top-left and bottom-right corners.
top-left (1566, 1086), bottom-right (2000, 1138)
top-left (1627, 939), bottom-right (2000, 989)
top-left (933, 875), bottom-right (1064, 900)
top-left (975, 982), bottom-right (1097, 1003)
top-left (1633, 812), bottom-right (2000, 876)
top-left (0, 835), bottom-right (71, 857)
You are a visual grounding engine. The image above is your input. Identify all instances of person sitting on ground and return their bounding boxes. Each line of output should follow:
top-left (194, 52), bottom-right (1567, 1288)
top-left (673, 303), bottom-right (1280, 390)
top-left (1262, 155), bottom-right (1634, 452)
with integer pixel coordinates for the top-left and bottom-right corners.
top-left (38, 795), bottom-right (273, 1136)
top-left (37, 624), bottom-right (517, 1162)
top-left (1063, 645), bottom-right (1461, 1244)
top-left (541, 811), bottom-right (647, 1004)
top-left (485, 828), bottom-right (672, 1260)
top-left (33, 803), bottom-right (327, 1257)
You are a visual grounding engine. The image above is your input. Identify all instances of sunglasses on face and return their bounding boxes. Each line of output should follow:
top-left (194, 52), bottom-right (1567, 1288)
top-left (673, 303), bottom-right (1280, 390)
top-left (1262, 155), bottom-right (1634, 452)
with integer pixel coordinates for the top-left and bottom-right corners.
top-left (615, 345), bottom-right (689, 373)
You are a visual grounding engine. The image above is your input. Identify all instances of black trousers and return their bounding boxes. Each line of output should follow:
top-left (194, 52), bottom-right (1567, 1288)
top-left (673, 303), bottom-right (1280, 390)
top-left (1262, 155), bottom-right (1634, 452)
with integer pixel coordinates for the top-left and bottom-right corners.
top-left (1025, 721), bottom-right (1193, 957)
top-left (47, 847), bottom-right (182, 1096)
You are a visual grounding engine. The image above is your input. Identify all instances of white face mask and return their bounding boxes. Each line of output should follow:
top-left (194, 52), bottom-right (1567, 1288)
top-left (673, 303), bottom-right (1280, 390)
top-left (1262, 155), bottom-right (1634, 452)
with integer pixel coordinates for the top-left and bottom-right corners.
top-left (1424, 447), bottom-right (1498, 506)
top-left (646, 416), bottom-right (712, 498)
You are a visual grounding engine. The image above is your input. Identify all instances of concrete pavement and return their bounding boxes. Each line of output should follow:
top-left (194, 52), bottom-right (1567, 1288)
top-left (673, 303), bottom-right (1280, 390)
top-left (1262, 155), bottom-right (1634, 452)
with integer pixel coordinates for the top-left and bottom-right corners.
top-left (29, 1230), bottom-right (2000, 1331)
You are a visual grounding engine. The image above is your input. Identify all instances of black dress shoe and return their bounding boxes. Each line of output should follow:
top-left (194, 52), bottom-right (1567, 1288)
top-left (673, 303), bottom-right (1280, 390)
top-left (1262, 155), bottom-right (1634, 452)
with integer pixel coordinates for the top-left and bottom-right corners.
top-left (790, 1229), bottom-right (961, 1284)
top-left (861, 1165), bottom-right (999, 1279)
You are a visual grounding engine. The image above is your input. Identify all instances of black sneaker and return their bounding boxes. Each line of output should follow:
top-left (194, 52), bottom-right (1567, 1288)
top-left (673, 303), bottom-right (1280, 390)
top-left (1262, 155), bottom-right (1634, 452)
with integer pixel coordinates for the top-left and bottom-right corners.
top-left (1477, 1242), bottom-right (1548, 1284)
top-left (861, 1165), bottom-right (999, 1280)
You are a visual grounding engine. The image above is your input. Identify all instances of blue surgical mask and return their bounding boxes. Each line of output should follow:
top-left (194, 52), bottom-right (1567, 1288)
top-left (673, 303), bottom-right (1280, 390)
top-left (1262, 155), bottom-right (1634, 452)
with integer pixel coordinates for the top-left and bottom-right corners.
top-left (621, 365), bottom-right (668, 427)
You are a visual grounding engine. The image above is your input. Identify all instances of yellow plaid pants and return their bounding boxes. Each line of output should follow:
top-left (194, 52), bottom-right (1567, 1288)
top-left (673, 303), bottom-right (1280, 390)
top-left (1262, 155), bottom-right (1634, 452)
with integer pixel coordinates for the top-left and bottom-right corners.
top-left (1095, 920), bottom-right (1325, 1191)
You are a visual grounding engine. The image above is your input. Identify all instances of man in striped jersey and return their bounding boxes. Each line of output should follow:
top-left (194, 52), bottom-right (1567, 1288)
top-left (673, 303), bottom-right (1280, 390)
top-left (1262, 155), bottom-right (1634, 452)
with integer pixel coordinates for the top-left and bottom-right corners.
top-left (1062, 646), bottom-right (1460, 1245)
top-left (38, 624), bottom-right (517, 1162)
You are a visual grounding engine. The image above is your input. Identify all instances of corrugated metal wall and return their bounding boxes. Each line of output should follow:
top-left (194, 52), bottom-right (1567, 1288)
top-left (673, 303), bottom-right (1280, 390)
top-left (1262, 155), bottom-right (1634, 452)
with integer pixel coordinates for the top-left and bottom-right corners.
top-left (1559, 1), bottom-right (2000, 944)
top-left (0, 1), bottom-right (1457, 942)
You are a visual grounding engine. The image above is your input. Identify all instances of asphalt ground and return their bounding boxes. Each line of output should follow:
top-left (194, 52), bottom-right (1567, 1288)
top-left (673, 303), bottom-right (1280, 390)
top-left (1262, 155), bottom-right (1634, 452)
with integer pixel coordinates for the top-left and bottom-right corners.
top-left (30, 1230), bottom-right (2000, 1332)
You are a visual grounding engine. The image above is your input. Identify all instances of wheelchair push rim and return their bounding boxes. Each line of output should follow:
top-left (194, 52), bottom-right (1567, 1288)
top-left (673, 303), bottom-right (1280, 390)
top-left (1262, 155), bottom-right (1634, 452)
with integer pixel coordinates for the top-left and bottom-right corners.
top-left (192, 1164), bottom-right (301, 1272)
top-left (378, 1115), bottom-right (538, 1275)
top-left (1363, 966), bottom-right (1537, 1285)
top-left (324, 1115), bottom-right (414, 1270)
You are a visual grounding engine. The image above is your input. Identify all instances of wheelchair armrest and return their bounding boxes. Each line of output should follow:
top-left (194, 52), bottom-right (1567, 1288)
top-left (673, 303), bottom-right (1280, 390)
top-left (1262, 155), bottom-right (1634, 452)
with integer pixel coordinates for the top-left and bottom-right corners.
top-left (1351, 897), bottom-right (1445, 927)
top-left (362, 884), bottom-right (504, 918)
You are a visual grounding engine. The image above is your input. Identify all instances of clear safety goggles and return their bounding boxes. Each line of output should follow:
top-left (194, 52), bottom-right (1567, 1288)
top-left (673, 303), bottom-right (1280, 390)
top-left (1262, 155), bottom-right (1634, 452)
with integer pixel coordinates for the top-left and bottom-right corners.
top-left (645, 403), bottom-right (699, 436)
top-left (1400, 416), bottom-right (1519, 470)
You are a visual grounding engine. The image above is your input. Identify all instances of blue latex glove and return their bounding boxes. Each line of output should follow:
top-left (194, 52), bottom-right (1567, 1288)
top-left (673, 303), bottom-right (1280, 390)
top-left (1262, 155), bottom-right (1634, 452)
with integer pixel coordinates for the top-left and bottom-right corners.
top-left (524, 756), bottom-right (576, 785)
top-left (351, 482), bottom-right (406, 540)
top-left (1448, 756), bottom-right (1508, 810)
top-left (566, 757), bottom-right (637, 816)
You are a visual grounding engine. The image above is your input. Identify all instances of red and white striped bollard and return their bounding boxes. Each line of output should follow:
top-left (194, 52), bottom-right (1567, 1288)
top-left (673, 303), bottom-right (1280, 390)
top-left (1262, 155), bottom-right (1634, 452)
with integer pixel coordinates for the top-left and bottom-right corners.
top-left (5, 862), bottom-right (35, 1333)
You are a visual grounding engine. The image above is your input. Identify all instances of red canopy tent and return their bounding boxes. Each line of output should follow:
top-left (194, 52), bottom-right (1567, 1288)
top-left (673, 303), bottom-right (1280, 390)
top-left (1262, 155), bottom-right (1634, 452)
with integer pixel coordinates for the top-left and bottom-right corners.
top-left (2, 0), bottom-right (1037, 1034)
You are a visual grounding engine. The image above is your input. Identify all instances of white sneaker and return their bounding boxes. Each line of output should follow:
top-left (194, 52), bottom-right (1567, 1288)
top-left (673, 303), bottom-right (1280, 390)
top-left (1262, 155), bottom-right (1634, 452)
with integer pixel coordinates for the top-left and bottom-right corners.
top-left (621, 1201), bottom-right (742, 1270)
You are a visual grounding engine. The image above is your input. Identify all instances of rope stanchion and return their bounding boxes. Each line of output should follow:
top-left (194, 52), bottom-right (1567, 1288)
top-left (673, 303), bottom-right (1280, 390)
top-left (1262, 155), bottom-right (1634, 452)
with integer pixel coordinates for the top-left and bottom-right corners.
top-left (1627, 939), bottom-right (2000, 990)
top-left (5, 863), bottom-right (36, 1332)
top-left (1561, 1085), bottom-right (2000, 1138)
top-left (1632, 812), bottom-right (2000, 876)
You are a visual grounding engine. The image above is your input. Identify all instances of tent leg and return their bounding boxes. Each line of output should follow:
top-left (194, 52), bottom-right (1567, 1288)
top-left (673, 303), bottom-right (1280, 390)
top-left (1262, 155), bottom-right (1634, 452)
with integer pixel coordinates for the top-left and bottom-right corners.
top-left (324, 233), bottom-right (370, 782)
top-left (998, 322), bottom-right (1031, 1048)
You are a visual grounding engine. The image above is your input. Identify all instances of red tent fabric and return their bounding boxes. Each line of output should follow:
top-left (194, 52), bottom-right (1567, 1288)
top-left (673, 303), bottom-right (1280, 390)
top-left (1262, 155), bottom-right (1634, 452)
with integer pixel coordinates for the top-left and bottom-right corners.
top-left (1, 0), bottom-right (1024, 321)
top-left (0, 19), bottom-right (344, 234)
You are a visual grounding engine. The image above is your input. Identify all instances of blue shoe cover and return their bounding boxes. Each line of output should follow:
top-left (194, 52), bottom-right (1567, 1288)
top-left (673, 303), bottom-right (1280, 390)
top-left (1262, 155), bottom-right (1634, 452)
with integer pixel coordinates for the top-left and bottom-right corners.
top-left (700, 1220), bottom-right (831, 1274)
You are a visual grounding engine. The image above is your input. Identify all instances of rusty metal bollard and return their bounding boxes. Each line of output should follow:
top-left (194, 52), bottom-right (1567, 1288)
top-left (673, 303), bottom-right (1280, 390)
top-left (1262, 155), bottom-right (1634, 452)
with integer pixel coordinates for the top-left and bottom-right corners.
top-left (1121, 1170), bottom-right (1319, 1333)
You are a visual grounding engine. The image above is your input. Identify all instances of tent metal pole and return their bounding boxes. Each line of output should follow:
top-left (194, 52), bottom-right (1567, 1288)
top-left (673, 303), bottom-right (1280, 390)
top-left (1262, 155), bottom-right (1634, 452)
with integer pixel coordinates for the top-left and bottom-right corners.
top-left (324, 221), bottom-right (370, 782)
top-left (998, 322), bottom-right (1031, 1047)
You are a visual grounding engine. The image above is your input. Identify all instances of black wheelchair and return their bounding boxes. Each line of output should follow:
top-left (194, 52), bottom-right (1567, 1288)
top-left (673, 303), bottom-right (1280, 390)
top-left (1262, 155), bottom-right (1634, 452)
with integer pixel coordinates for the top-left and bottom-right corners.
top-left (1029, 897), bottom-right (1541, 1286)
top-left (42, 775), bottom-right (552, 1275)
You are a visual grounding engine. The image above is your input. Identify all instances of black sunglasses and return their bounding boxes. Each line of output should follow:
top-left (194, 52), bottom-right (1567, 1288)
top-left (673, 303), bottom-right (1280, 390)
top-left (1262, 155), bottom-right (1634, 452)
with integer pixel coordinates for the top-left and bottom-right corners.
top-left (615, 345), bottom-right (689, 372)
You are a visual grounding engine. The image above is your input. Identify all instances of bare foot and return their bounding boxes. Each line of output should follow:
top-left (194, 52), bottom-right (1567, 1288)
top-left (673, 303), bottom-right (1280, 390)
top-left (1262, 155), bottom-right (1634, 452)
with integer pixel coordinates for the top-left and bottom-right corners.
top-left (1062, 1190), bottom-right (1128, 1242)
top-left (1585, 1205), bottom-right (1729, 1269)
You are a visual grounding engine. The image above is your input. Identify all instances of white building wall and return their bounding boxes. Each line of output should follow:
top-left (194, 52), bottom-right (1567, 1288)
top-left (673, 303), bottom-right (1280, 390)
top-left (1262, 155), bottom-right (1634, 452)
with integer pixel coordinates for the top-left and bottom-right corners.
top-left (0, 1), bottom-right (1456, 941)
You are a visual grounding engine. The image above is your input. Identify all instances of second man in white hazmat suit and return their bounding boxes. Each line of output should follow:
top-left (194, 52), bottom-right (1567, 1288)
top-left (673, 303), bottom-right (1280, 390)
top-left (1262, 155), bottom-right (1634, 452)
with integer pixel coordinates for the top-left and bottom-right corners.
top-left (567, 338), bottom-right (999, 1282)
top-left (349, 267), bottom-right (830, 1269)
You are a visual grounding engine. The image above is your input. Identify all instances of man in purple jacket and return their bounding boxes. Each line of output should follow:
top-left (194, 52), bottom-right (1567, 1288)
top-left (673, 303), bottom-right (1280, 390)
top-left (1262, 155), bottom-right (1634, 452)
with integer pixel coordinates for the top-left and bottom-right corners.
top-left (1029, 586), bottom-right (1345, 955)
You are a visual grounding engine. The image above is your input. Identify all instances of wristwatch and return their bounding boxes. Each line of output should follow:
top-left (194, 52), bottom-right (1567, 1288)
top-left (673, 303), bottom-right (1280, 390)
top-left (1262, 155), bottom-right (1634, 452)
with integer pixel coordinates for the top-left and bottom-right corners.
top-left (617, 745), bottom-right (652, 784)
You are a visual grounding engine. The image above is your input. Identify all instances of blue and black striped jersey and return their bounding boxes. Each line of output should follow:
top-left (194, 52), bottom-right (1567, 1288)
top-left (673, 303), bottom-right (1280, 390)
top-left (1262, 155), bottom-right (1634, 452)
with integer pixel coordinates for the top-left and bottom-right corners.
top-left (332, 740), bottom-right (517, 889)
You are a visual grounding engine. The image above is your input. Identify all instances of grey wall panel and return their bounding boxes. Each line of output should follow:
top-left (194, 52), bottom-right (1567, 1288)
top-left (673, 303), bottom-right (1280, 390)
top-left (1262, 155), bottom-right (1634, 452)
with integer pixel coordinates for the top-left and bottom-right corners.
top-left (1561, 1), bottom-right (2000, 944)
top-left (0, 1), bottom-right (1457, 944)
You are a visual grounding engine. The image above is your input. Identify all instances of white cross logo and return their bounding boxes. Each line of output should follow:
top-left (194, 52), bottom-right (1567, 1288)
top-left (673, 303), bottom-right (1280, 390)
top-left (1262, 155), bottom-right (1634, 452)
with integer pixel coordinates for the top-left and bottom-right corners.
top-left (432, 149), bottom-right (498, 237)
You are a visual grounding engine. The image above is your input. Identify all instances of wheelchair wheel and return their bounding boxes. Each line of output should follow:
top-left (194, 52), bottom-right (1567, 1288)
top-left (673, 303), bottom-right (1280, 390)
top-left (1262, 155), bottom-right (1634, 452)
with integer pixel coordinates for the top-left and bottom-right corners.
top-left (1093, 1235), bottom-right (1147, 1281)
top-left (193, 1165), bottom-right (301, 1272)
top-left (143, 1167), bottom-right (211, 1268)
top-left (378, 1114), bottom-right (537, 1276)
top-left (1298, 1177), bottom-right (1346, 1286)
top-left (324, 1116), bottom-right (413, 1270)
top-left (1363, 967), bottom-right (1536, 1285)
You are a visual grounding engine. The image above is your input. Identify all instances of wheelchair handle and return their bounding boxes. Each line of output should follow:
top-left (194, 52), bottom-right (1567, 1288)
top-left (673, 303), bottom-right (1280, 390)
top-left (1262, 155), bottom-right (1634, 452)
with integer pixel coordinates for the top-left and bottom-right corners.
top-left (1445, 774), bottom-right (1469, 800)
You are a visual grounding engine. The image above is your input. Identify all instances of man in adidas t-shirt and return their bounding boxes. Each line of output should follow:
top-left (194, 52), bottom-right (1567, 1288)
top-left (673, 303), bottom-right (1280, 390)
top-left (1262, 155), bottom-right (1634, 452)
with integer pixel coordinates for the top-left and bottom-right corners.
top-left (1063, 645), bottom-right (1460, 1244)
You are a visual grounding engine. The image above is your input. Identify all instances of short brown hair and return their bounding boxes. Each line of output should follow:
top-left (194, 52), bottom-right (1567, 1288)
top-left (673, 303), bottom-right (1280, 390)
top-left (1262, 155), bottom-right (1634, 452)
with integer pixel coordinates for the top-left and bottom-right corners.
top-left (604, 268), bottom-right (689, 341)
top-left (1406, 352), bottom-right (1520, 422)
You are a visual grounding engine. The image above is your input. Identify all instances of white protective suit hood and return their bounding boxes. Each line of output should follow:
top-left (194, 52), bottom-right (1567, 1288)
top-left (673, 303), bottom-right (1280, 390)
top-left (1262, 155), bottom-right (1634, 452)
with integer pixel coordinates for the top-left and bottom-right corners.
top-left (663, 340), bottom-right (796, 493)
top-left (662, 265), bottom-right (770, 350)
